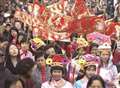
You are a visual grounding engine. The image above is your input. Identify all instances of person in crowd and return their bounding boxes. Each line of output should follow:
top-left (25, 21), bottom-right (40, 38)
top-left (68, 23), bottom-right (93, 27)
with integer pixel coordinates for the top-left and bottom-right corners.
top-left (5, 75), bottom-right (24, 88)
top-left (114, 2), bottom-right (120, 22)
top-left (18, 32), bottom-right (27, 46)
top-left (8, 28), bottom-right (19, 44)
top-left (87, 75), bottom-right (105, 88)
top-left (44, 44), bottom-right (56, 58)
top-left (3, 23), bottom-right (11, 41)
top-left (15, 58), bottom-right (35, 88)
top-left (90, 43), bottom-right (99, 56)
top-left (14, 20), bottom-right (25, 34)
top-left (41, 54), bottom-right (73, 88)
top-left (5, 44), bottom-right (20, 74)
top-left (32, 51), bottom-right (50, 88)
top-left (98, 43), bottom-right (118, 88)
top-left (113, 40), bottom-right (120, 65)
top-left (114, 72), bottom-right (120, 88)
top-left (20, 39), bottom-right (34, 60)
top-left (0, 48), bottom-right (13, 88)
top-left (74, 54), bottom-right (100, 88)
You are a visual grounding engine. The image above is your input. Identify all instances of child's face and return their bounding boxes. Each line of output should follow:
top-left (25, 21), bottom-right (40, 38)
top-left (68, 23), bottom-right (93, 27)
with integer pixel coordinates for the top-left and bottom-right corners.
top-left (86, 65), bottom-right (96, 79)
top-left (100, 51), bottom-right (110, 63)
top-left (91, 47), bottom-right (98, 55)
top-left (52, 70), bottom-right (63, 81)
top-left (21, 43), bottom-right (29, 51)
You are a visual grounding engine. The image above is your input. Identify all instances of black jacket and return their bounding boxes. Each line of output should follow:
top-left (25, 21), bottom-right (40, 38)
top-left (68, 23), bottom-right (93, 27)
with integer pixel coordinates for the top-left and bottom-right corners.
top-left (0, 64), bottom-right (12, 88)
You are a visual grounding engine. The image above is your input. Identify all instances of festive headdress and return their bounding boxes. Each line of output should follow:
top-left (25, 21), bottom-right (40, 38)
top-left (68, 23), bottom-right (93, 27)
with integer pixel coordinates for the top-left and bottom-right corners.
top-left (46, 54), bottom-right (69, 67)
top-left (31, 37), bottom-right (45, 49)
top-left (83, 54), bottom-right (100, 68)
top-left (74, 58), bottom-right (87, 71)
top-left (76, 37), bottom-right (89, 48)
top-left (98, 43), bottom-right (111, 51)
top-left (87, 32), bottom-right (111, 45)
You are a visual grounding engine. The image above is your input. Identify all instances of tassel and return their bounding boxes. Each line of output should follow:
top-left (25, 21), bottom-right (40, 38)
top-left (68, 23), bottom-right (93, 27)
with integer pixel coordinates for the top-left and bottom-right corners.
top-left (41, 65), bottom-right (46, 83)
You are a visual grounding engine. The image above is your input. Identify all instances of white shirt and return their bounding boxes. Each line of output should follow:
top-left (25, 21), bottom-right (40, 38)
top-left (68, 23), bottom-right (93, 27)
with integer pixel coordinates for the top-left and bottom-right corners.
top-left (41, 79), bottom-right (73, 88)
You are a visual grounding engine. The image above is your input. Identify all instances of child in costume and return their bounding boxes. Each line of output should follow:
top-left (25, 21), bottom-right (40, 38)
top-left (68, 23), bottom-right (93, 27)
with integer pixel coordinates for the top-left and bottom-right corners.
top-left (41, 54), bottom-right (73, 88)
top-left (98, 43), bottom-right (118, 88)
top-left (74, 54), bottom-right (100, 88)
top-left (20, 39), bottom-right (34, 61)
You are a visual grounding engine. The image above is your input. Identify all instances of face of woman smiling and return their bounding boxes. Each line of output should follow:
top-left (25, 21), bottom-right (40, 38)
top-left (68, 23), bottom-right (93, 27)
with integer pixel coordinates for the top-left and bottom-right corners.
top-left (9, 45), bottom-right (19, 57)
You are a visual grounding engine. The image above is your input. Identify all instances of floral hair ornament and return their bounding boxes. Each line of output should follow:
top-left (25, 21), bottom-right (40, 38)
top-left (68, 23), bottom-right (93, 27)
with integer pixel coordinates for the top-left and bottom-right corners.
top-left (75, 58), bottom-right (87, 70)
top-left (76, 36), bottom-right (89, 48)
top-left (46, 57), bottom-right (53, 65)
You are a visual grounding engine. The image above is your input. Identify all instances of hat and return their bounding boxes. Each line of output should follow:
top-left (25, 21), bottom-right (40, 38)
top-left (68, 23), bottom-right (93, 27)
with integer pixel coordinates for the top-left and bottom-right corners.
top-left (83, 54), bottom-right (100, 67)
top-left (31, 37), bottom-right (45, 49)
top-left (46, 54), bottom-right (68, 67)
top-left (98, 43), bottom-right (111, 50)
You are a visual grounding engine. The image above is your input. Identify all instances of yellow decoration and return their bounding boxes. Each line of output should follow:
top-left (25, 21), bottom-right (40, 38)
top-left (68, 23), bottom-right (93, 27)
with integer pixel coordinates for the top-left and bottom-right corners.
top-left (32, 37), bottom-right (45, 48)
top-left (76, 59), bottom-right (87, 66)
top-left (76, 59), bottom-right (87, 70)
top-left (46, 58), bottom-right (53, 65)
top-left (76, 37), bottom-right (89, 48)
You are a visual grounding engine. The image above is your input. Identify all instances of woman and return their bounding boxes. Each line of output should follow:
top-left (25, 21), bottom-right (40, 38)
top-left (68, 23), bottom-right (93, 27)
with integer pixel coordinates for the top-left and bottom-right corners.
top-left (87, 75), bottom-right (105, 88)
top-left (5, 75), bottom-right (24, 88)
top-left (98, 43), bottom-right (118, 88)
top-left (15, 58), bottom-right (35, 88)
top-left (8, 28), bottom-right (19, 44)
top-left (41, 54), bottom-right (73, 88)
top-left (5, 44), bottom-right (20, 74)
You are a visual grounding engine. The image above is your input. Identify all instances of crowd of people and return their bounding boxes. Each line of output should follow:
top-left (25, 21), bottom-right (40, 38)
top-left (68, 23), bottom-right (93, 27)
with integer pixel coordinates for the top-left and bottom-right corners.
top-left (0, 0), bottom-right (120, 88)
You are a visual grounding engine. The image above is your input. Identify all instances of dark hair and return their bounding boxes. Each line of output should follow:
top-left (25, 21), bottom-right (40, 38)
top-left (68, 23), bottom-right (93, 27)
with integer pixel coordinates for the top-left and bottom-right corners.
top-left (35, 51), bottom-right (45, 61)
top-left (84, 65), bottom-right (97, 72)
top-left (8, 27), bottom-right (19, 44)
top-left (5, 44), bottom-right (20, 74)
top-left (20, 37), bottom-right (28, 44)
top-left (87, 75), bottom-right (105, 88)
top-left (5, 75), bottom-right (25, 88)
top-left (70, 32), bottom-right (78, 41)
top-left (50, 66), bottom-right (65, 76)
top-left (15, 58), bottom-right (35, 78)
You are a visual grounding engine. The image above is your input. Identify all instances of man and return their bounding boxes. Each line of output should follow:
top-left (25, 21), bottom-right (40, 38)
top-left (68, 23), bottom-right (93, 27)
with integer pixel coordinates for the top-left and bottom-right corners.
top-left (32, 51), bottom-right (50, 88)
